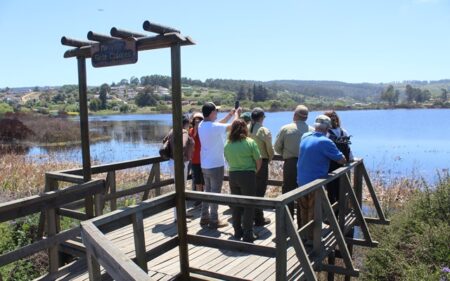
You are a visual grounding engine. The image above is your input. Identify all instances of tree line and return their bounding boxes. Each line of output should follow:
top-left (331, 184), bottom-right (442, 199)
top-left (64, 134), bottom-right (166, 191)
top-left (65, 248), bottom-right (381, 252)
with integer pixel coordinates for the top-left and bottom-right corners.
top-left (380, 84), bottom-right (448, 105)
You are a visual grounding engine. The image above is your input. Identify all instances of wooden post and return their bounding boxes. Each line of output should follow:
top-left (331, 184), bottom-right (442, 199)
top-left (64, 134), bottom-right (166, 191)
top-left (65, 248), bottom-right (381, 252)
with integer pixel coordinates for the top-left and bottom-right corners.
top-left (154, 163), bottom-right (161, 197)
top-left (86, 248), bottom-right (102, 281)
top-left (275, 206), bottom-right (287, 281)
top-left (313, 190), bottom-right (322, 254)
top-left (354, 162), bottom-right (363, 205)
top-left (132, 211), bottom-right (148, 272)
top-left (46, 207), bottom-right (59, 274)
top-left (77, 56), bottom-right (94, 219)
top-left (107, 171), bottom-right (117, 211)
top-left (142, 165), bottom-right (156, 201)
top-left (171, 43), bottom-right (189, 279)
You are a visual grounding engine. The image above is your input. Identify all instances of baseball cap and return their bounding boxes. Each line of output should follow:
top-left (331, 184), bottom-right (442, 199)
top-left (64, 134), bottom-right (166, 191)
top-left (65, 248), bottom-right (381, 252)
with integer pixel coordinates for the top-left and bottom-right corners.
top-left (314, 115), bottom-right (332, 128)
top-left (202, 102), bottom-right (220, 117)
top-left (251, 107), bottom-right (265, 121)
top-left (294, 105), bottom-right (309, 118)
top-left (240, 112), bottom-right (251, 122)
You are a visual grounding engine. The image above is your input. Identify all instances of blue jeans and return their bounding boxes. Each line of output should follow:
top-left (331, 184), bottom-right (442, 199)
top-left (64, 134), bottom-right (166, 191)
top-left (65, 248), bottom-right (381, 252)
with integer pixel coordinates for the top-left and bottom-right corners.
top-left (201, 166), bottom-right (224, 222)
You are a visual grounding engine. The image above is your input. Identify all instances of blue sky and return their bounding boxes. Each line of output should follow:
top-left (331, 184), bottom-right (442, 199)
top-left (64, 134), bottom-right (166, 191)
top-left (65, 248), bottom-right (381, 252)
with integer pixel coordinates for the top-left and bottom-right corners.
top-left (1, 0), bottom-right (449, 88)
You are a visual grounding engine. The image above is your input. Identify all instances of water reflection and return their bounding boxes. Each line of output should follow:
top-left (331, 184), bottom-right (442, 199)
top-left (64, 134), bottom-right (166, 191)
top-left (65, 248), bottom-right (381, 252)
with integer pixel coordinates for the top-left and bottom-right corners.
top-left (90, 120), bottom-right (172, 144)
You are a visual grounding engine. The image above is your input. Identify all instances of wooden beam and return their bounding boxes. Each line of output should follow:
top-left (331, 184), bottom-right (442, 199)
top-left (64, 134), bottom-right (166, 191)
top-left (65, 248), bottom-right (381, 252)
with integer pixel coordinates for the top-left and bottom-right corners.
top-left (57, 208), bottom-right (88, 221)
top-left (64, 33), bottom-right (194, 59)
top-left (319, 187), bottom-right (356, 271)
top-left (0, 227), bottom-right (79, 267)
top-left (185, 190), bottom-right (280, 208)
top-left (143, 20), bottom-right (180, 34)
top-left (61, 36), bottom-right (95, 47)
top-left (362, 165), bottom-right (390, 223)
top-left (171, 43), bottom-right (190, 280)
top-left (284, 206), bottom-right (317, 281)
top-left (110, 27), bottom-right (146, 39)
top-left (103, 179), bottom-right (173, 201)
top-left (132, 211), bottom-right (148, 272)
top-left (81, 222), bottom-right (153, 281)
top-left (87, 31), bottom-right (117, 42)
top-left (0, 180), bottom-right (104, 222)
top-left (275, 206), bottom-right (287, 281)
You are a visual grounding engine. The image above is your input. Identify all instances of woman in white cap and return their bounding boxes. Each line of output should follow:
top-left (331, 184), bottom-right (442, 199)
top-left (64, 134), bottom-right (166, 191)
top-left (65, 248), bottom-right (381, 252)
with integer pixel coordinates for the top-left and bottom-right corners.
top-left (189, 112), bottom-right (204, 207)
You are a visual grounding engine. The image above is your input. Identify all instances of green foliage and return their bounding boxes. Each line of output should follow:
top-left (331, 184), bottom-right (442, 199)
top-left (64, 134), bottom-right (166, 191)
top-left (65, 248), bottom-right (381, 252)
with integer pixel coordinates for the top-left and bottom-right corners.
top-left (89, 98), bottom-right (101, 111)
top-left (380, 85), bottom-right (400, 105)
top-left (0, 215), bottom-right (47, 281)
top-left (135, 92), bottom-right (158, 107)
top-left (0, 102), bottom-right (14, 115)
top-left (441, 88), bottom-right (448, 102)
top-left (362, 174), bottom-right (450, 281)
top-left (99, 83), bottom-right (110, 110)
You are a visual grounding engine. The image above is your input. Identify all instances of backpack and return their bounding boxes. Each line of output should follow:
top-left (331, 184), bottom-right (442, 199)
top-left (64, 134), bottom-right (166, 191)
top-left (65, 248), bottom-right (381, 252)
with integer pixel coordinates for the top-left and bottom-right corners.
top-left (159, 132), bottom-right (172, 160)
top-left (328, 128), bottom-right (351, 168)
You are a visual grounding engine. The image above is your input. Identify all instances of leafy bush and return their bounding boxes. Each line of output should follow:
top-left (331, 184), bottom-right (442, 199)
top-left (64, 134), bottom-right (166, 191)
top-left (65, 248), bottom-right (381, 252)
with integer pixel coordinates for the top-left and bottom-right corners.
top-left (0, 102), bottom-right (14, 115)
top-left (0, 215), bottom-right (47, 281)
top-left (362, 174), bottom-right (450, 281)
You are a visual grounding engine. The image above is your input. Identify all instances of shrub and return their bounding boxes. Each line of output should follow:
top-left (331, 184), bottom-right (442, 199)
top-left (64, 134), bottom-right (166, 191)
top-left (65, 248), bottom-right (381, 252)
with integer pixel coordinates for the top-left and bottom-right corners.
top-left (362, 174), bottom-right (450, 281)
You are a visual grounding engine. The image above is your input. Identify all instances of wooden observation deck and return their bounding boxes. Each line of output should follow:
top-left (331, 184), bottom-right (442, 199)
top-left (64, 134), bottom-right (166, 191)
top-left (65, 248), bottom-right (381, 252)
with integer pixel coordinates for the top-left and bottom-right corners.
top-left (0, 21), bottom-right (389, 281)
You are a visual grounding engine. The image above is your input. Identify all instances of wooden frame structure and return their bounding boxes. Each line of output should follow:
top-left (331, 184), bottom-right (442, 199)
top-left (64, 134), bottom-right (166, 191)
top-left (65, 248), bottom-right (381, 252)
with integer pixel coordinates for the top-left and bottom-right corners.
top-left (60, 21), bottom-right (195, 279)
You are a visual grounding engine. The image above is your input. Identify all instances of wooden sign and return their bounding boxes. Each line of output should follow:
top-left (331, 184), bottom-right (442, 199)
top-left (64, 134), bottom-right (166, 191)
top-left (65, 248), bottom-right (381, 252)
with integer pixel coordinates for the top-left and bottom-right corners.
top-left (91, 39), bottom-right (138, 67)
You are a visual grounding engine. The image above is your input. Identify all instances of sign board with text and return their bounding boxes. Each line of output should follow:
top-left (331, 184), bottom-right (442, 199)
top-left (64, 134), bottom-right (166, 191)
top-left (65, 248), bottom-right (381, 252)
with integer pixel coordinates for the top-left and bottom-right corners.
top-left (91, 39), bottom-right (138, 67)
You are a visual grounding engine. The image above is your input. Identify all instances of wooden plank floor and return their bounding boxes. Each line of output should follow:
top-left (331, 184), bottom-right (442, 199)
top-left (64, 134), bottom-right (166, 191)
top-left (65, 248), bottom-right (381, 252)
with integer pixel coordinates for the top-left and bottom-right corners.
top-left (56, 204), bottom-right (303, 281)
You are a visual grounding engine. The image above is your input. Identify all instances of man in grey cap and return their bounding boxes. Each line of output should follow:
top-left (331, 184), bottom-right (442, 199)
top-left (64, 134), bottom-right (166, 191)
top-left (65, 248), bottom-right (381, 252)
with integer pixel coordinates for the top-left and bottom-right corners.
top-left (274, 105), bottom-right (313, 217)
top-left (296, 115), bottom-right (346, 239)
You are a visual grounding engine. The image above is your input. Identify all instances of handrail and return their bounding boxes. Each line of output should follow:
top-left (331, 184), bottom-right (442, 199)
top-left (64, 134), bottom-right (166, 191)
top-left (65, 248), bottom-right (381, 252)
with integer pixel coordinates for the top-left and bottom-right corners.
top-left (0, 179), bottom-right (105, 272)
top-left (0, 179), bottom-right (105, 222)
top-left (81, 221), bottom-right (153, 281)
top-left (57, 156), bottom-right (167, 176)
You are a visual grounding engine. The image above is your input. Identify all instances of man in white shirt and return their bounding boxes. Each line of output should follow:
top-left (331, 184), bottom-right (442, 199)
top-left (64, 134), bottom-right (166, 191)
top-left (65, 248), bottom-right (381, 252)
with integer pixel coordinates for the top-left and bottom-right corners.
top-left (198, 102), bottom-right (240, 228)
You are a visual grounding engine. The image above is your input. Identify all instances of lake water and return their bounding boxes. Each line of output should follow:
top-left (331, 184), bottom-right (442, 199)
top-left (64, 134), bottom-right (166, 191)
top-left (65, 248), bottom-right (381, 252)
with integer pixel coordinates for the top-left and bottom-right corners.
top-left (27, 109), bottom-right (450, 184)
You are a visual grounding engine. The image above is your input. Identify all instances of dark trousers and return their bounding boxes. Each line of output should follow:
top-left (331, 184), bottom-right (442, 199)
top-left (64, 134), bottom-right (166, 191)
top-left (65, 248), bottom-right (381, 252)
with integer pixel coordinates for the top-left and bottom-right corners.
top-left (282, 158), bottom-right (298, 217)
top-left (255, 159), bottom-right (269, 223)
top-left (326, 161), bottom-right (342, 205)
top-left (229, 171), bottom-right (256, 233)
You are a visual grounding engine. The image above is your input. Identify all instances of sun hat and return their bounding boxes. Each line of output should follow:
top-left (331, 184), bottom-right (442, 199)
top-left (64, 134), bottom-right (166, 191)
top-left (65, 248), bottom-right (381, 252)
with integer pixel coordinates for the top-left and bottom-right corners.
top-left (202, 102), bottom-right (220, 117)
top-left (314, 114), bottom-right (332, 128)
top-left (192, 112), bottom-right (204, 120)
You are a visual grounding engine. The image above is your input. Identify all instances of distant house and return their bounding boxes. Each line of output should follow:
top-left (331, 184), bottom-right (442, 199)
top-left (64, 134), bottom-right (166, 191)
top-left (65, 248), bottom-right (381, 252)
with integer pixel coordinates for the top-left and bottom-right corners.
top-left (154, 86), bottom-right (170, 96)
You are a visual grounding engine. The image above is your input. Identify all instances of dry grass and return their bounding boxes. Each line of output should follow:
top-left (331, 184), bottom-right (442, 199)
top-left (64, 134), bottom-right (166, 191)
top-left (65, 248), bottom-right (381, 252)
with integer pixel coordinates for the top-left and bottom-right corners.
top-left (1, 152), bottom-right (420, 214)
top-left (0, 153), bottom-right (78, 202)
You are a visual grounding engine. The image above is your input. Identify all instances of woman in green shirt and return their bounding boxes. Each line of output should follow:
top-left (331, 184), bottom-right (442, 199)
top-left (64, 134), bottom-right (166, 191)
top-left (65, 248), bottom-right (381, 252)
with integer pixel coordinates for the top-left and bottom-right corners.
top-left (224, 119), bottom-right (262, 242)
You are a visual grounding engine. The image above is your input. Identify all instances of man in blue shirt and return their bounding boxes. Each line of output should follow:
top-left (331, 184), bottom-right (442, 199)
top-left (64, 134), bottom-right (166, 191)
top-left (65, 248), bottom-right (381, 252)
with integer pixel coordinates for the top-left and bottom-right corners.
top-left (297, 115), bottom-right (346, 239)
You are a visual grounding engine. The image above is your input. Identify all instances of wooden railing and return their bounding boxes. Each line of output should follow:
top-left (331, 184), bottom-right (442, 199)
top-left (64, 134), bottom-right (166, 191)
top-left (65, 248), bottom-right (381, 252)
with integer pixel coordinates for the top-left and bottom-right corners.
top-left (79, 158), bottom-right (389, 281)
top-left (0, 156), bottom-right (169, 281)
top-left (0, 179), bottom-right (105, 280)
top-left (0, 155), bottom-right (388, 281)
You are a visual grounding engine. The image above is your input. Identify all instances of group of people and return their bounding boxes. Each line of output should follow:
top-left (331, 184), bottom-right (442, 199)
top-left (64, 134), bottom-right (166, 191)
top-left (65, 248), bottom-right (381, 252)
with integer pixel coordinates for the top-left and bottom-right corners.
top-left (165, 101), bottom-right (352, 243)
